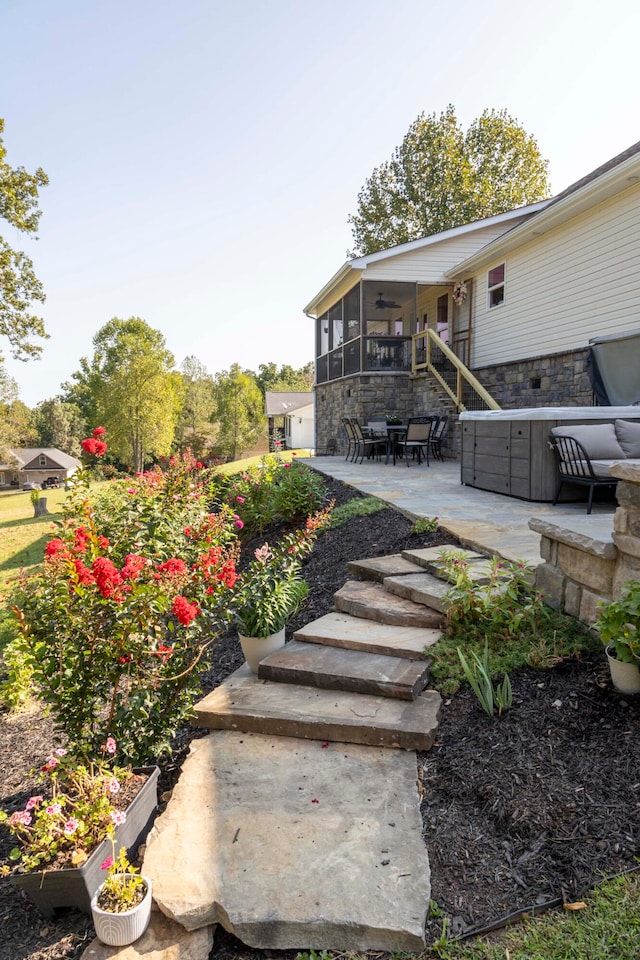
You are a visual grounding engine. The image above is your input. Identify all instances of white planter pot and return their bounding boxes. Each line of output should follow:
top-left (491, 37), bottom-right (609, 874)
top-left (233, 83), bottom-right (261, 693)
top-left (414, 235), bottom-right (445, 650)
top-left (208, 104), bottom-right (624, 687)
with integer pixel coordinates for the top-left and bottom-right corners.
top-left (91, 876), bottom-right (152, 946)
top-left (605, 643), bottom-right (640, 695)
top-left (238, 627), bottom-right (286, 674)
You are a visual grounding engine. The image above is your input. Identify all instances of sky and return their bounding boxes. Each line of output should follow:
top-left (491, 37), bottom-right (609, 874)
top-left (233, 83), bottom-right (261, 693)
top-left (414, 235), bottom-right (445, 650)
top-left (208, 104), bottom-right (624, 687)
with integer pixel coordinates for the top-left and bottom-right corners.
top-left (2, 0), bottom-right (640, 407)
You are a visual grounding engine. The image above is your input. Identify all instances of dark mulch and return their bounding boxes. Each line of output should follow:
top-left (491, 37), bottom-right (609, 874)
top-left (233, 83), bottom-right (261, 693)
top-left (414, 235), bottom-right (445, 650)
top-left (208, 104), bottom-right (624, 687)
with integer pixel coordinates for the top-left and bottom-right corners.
top-left (1, 474), bottom-right (639, 960)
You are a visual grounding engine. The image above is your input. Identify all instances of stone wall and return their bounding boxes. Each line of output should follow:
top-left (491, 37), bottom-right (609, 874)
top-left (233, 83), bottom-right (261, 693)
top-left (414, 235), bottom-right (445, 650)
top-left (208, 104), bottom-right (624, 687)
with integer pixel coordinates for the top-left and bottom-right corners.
top-left (315, 375), bottom-right (415, 457)
top-left (530, 462), bottom-right (640, 627)
top-left (472, 346), bottom-right (593, 409)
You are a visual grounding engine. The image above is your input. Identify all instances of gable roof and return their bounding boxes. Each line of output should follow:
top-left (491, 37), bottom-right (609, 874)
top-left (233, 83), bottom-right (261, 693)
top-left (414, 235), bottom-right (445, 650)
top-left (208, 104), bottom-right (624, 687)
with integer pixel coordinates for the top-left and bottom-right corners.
top-left (9, 448), bottom-right (82, 471)
top-left (265, 392), bottom-right (314, 416)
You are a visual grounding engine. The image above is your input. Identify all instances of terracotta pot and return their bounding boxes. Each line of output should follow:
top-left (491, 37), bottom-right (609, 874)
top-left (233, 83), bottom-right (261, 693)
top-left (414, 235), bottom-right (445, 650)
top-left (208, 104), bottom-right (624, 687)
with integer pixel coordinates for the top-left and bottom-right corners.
top-left (91, 875), bottom-right (152, 946)
top-left (10, 766), bottom-right (159, 917)
top-left (238, 627), bottom-right (286, 674)
top-left (605, 643), bottom-right (640, 694)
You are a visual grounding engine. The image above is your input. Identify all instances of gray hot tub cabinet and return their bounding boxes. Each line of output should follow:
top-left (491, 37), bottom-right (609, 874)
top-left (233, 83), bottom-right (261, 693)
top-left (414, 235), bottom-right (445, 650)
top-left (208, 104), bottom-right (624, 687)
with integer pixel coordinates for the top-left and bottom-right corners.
top-left (460, 407), bottom-right (640, 502)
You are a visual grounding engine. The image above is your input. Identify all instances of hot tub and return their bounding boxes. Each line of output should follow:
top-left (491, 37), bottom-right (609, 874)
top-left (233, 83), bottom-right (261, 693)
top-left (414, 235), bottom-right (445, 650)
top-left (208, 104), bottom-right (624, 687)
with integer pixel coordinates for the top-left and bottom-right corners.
top-left (459, 406), bottom-right (640, 501)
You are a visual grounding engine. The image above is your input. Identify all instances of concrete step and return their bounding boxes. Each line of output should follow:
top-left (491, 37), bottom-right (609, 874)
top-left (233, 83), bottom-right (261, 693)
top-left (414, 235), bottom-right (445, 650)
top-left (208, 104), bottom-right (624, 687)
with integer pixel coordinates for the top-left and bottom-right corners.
top-left (193, 665), bottom-right (442, 751)
top-left (294, 611), bottom-right (441, 659)
top-left (258, 639), bottom-right (430, 701)
top-left (143, 731), bottom-right (431, 952)
top-left (334, 580), bottom-right (441, 628)
top-left (383, 572), bottom-right (451, 614)
top-left (348, 554), bottom-right (425, 583)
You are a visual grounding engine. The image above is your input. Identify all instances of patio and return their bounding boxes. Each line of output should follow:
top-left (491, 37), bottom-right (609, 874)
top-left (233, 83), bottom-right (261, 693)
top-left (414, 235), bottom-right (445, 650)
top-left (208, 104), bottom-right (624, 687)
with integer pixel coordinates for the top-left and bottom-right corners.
top-left (301, 455), bottom-right (616, 567)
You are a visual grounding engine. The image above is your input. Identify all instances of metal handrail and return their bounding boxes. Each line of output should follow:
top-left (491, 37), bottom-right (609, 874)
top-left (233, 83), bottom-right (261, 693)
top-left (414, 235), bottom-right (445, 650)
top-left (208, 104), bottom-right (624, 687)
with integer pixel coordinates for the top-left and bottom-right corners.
top-left (411, 329), bottom-right (500, 412)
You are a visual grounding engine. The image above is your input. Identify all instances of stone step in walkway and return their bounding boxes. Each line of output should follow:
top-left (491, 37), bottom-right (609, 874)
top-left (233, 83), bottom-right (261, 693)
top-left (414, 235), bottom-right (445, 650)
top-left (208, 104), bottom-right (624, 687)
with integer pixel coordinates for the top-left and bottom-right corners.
top-left (143, 731), bottom-right (431, 952)
top-left (194, 664), bottom-right (442, 750)
top-left (258, 638), bottom-right (431, 700)
top-left (383, 571), bottom-right (453, 612)
top-left (294, 610), bottom-right (441, 658)
top-left (334, 579), bottom-right (442, 627)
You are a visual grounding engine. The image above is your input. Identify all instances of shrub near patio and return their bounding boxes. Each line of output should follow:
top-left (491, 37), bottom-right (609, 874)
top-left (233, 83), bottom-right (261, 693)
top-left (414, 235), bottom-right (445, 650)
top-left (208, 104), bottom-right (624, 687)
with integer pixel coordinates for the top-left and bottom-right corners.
top-left (6, 443), bottom-right (243, 764)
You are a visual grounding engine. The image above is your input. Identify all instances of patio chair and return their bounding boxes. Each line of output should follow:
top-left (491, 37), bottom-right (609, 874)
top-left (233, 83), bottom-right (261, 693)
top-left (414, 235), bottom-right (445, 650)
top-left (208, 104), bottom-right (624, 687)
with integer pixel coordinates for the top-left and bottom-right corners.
top-left (341, 418), bottom-right (357, 461)
top-left (366, 417), bottom-right (388, 438)
top-left (351, 419), bottom-right (386, 464)
top-left (548, 433), bottom-right (618, 514)
top-left (429, 416), bottom-right (448, 461)
top-left (394, 416), bottom-right (435, 467)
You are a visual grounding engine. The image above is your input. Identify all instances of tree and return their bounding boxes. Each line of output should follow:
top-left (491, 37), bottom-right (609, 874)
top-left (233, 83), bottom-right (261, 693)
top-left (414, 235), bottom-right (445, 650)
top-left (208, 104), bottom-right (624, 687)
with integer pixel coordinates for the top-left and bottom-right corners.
top-left (0, 366), bottom-right (36, 458)
top-left (0, 118), bottom-right (49, 361)
top-left (253, 361), bottom-right (314, 396)
top-left (213, 364), bottom-right (264, 461)
top-left (34, 398), bottom-right (86, 456)
top-left (175, 355), bottom-right (216, 456)
top-left (348, 105), bottom-right (550, 256)
top-left (75, 317), bottom-right (183, 471)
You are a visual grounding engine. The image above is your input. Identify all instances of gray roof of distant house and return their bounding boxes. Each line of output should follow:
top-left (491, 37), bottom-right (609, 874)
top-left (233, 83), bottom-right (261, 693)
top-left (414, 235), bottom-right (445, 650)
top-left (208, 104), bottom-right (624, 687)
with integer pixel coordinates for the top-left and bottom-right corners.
top-left (265, 392), bottom-right (314, 416)
top-left (9, 448), bottom-right (82, 470)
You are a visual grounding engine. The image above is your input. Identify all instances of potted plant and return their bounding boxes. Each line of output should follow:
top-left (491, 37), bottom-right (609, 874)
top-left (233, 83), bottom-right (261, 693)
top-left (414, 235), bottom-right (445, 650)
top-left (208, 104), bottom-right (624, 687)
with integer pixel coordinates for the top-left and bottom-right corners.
top-left (595, 581), bottom-right (640, 694)
top-left (91, 845), bottom-right (152, 946)
top-left (0, 743), bottom-right (159, 915)
top-left (234, 509), bottom-right (332, 673)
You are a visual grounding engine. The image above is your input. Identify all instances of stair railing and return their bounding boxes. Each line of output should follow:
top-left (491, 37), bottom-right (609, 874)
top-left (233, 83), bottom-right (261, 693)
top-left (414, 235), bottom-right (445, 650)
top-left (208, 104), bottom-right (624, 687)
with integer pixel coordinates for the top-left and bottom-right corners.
top-left (411, 329), bottom-right (501, 412)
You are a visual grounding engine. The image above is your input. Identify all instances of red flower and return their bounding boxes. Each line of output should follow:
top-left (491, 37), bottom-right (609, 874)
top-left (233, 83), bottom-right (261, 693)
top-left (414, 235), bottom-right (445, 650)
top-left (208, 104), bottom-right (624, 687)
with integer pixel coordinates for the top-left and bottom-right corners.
top-left (94, 440), bottom-right (107, 456)
top-left (157, 558), bottom-right (187, 577)
top-left (81, 437), bottom-right (98, 455)
top-left (217, 559), bottom-right (237, 589)
top-left (92, 557), bottom-right (123, 598)
top-left (74, 558), bottom-right (96, 586)
top-left (173, 595), bottom-right (199, 626)
top-left (121, 554), bottom-right (147, 580)
top-left (93, 426), bottom-right (106, 437)
top-left (45, 538), bottom-right (66, 558)
top-left (74, 526), bottom-right (90, 554)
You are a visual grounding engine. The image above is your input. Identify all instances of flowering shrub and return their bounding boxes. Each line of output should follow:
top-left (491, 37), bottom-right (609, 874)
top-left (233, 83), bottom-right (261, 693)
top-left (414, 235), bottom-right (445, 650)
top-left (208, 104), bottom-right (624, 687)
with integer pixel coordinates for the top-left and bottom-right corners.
top-left (8, 443), bottom-right (241, 763)
top-left (0, 744), bottom-right (137, 874)
top-left (234, 506), bottom-right (332, 637)
top-left (224, 456), bottom-right (327, 536)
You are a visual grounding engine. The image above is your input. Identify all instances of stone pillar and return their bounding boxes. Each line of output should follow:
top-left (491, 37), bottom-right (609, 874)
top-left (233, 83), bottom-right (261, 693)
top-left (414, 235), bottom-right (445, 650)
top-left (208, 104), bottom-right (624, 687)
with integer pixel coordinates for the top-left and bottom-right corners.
top-left (610, 462), bottom-right (640, 597)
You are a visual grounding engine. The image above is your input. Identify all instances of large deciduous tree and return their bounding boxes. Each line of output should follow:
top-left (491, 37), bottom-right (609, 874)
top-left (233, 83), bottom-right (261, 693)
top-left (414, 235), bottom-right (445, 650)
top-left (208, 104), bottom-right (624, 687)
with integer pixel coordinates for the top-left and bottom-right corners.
top-left (253, 361), bottom-right (314, 396)
top-left (34, 398), bottom-right (86, 456)
top-left (0, 118), bottom-right (49, 361)
top-left (348, 105), bottom-right (550, 256)
top-left (76, 317), bottom-right (182, 471)
top-left (213, 364), bottom-right (264, 461)
top-left (175, 355), bottom-right (216, 457)
top-left (0, 368), bottom-right (36, 458)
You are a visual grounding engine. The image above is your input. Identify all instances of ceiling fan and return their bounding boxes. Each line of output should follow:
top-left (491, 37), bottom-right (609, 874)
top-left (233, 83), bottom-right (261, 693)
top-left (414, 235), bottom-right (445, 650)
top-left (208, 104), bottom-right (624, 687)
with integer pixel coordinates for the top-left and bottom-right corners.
top-left (375, 291), bottom-right (401, 309)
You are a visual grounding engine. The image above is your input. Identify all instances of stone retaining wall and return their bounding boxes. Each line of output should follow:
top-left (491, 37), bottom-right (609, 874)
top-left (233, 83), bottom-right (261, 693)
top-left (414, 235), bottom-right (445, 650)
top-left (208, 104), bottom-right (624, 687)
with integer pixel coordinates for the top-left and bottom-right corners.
top-left (472, 346), bottom-right (593, 409)
top-left (530, 462), bottom-right (640, 626)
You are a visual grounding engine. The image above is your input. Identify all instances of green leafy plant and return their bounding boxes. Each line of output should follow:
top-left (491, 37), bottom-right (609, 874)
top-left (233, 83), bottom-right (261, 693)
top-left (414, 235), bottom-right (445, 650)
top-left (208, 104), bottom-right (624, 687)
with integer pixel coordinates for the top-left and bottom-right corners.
top-left (234, 507), bottom-right (332, 637)
top-left (410, 516), bottom-right (439, 535)
top-left (96, 845), bottom-right (146, 913)
top-left (0, 742), bottom-right (136, 874)
top-left (457, 642), bottom-right (512, 716)
top-left (595, 580), bottom-right (640, 663)
top-left (328, 496), bottom-right (386, 528)
top-left (7, 433), bottom-right (242, 764)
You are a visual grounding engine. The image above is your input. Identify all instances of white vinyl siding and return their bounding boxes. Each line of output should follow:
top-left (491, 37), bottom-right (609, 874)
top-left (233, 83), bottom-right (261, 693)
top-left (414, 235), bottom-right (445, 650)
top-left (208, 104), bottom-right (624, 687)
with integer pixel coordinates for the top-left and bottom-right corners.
top-left (470, 183), bottom-right (640, 368)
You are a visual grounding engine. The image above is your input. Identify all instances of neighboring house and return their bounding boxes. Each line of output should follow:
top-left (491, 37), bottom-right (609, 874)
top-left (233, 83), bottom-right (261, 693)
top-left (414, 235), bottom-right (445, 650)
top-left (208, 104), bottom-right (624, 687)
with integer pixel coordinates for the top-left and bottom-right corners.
top-left (304, 140), bottom-right (640, 457)
top-left (0, 448), bottom-right (82, 489)
top-left (265, 392), bottom-right (315, 451)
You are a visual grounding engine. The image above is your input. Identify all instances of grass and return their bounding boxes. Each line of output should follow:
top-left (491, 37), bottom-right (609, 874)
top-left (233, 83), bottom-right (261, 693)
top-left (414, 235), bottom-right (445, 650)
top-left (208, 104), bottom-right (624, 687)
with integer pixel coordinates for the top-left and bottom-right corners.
top-left (215, 449), bottom-right (312, 475)
top-left (328, 496), bottom-right (387, 528)
top-left (426, 871), bottom-right (640, 959)
top-left (0, 488), bottom-right (68, 597)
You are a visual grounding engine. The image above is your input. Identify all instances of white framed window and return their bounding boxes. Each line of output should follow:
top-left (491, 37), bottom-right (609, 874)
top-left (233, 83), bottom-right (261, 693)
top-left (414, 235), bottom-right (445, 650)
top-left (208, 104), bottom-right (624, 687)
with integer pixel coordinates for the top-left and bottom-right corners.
top-left (39, 454), bottom-right (47, 466)
top-left (488, 263), bottom-right (505, 308)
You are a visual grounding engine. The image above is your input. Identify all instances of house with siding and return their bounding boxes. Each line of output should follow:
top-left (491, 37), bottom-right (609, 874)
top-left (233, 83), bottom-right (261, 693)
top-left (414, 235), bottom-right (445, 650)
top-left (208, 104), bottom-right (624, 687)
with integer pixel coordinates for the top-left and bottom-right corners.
top-left (0, 448), bottom-right (82, 489)
top-left (304, 140), bottom-right (640, 458)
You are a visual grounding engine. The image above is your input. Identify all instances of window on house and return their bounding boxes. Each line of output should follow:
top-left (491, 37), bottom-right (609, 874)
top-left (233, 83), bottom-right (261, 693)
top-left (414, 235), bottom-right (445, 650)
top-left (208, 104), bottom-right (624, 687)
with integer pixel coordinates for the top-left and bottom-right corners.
top-left (488, 263), bottom-right (505, 307)
top-left (39, 454), bottom-right (47, 466)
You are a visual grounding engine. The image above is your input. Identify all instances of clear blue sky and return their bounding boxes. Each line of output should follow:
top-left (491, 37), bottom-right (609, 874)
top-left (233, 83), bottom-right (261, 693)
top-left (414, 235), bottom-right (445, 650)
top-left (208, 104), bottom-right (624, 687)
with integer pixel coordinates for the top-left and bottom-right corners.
top-left (3, 0), bottom-right (640, 406)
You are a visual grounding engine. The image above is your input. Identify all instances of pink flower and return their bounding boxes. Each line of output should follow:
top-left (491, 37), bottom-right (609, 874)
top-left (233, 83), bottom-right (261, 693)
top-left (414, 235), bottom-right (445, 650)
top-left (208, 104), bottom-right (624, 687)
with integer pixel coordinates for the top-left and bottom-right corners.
top-left (46, 802), bottom-right (62, 815)
top-left (54, 748), bottom-right (68, 757)
top-left (25, 795), bottom-right (43, 811)
top-left (93, 426), bottom-right (106, 437)
top-left (236, 496), bottom-right (245, 504)
top-left (234, 519), bottom-right (244, 529)
top-left (103, 737), bottom-right (117, 755)
top-left (63, 818), bottom-right (79, 836)
top-left (107, 777), bottom-right (120, 794)
top-left (284, 463), bottom-right (291, 469)
top-left (42, 756), bottom-right (58, 771)
top-left (110, 810), bottom-right (127, 827)
top-left (101, 855), bottom-right (114, 871)
top-left (9, 811), bottom-right (32, 827)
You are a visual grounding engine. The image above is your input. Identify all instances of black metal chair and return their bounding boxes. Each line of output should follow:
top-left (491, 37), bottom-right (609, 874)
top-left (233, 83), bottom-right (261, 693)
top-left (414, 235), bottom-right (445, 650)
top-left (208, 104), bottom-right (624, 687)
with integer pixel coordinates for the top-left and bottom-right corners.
top-left (430, 416), bottom-right (448, 461)
top-left (351, 419), bottom-right (385, 463)
top-left (394, 416), bottom-right (435, 467)
top-left (341, 417), bottom-right (357, 461)
top-left (548, 433), bottom-right (619, 514)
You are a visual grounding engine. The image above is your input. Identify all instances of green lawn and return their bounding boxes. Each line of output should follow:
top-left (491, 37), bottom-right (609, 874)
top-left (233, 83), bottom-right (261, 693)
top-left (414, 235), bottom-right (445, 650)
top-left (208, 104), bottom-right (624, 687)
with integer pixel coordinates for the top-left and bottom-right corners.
top-left (214, 449), bottom-right (312, 475)
top-left (0, 488), bottom-right (68, 596)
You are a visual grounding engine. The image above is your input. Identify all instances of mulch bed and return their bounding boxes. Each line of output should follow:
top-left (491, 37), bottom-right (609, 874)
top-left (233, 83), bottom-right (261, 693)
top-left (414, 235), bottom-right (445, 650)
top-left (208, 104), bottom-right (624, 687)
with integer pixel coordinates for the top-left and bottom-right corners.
top-left (1, 473), bottom-right (639, 960)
